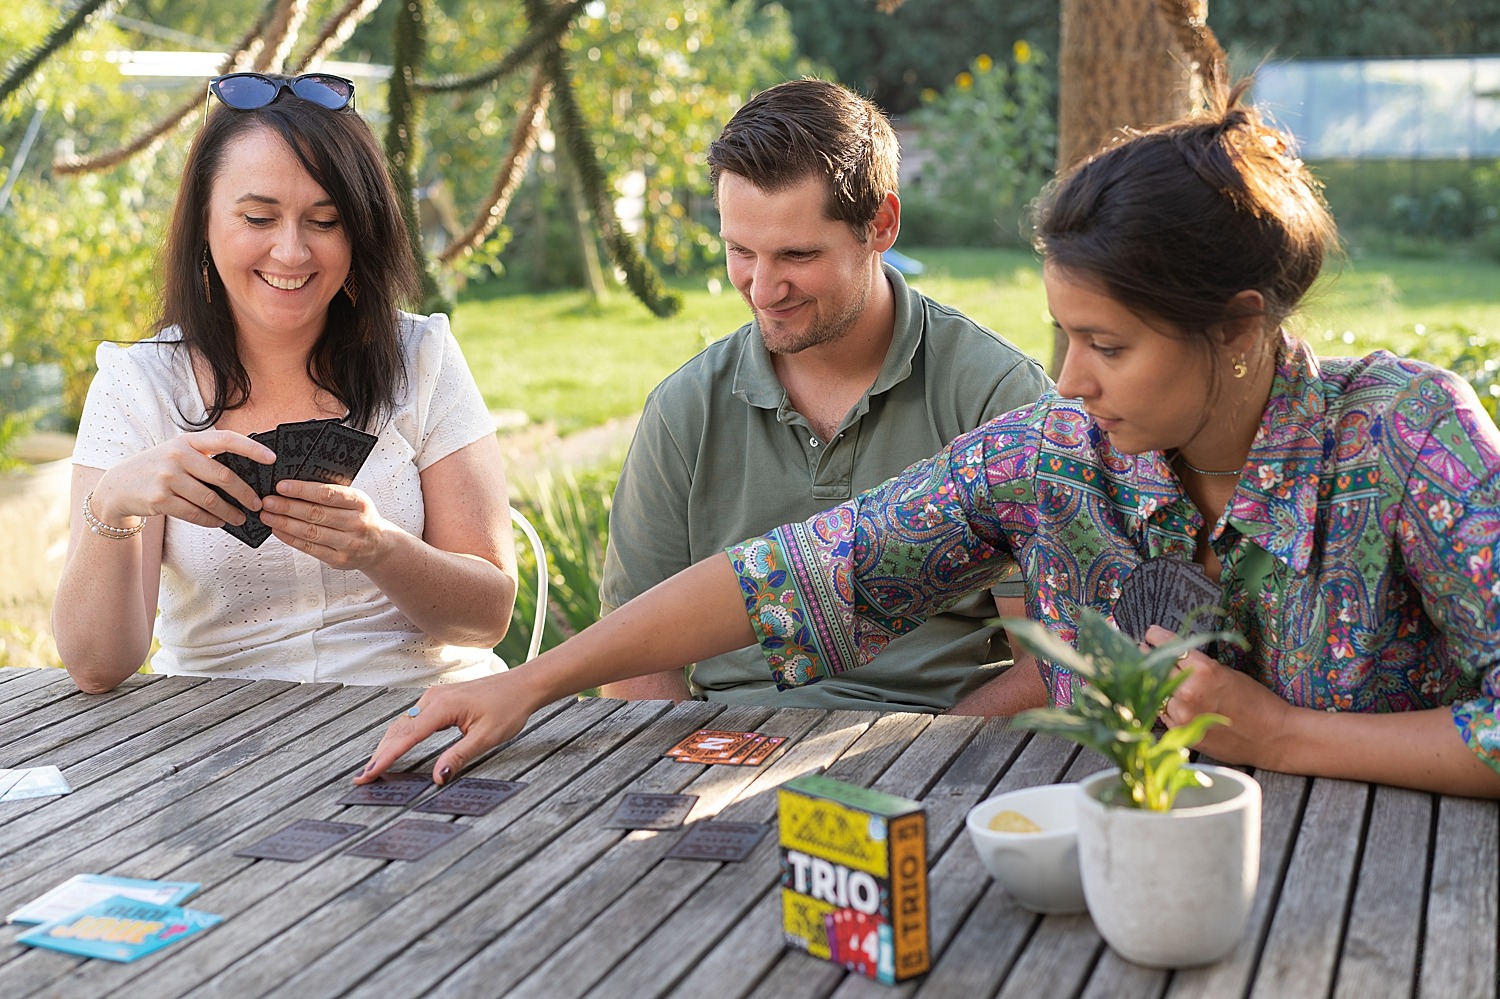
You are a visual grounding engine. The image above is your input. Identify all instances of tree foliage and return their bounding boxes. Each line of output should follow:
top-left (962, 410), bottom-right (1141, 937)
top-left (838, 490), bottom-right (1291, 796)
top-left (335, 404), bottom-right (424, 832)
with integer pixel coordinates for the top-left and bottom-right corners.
top-left (0, 0), bottom-right (802, 444)
top-left (411, 0), bottom-right (799, 283)
top-left (1, 6), bottom-right (165, 427)
top-left (757, 0), bottom-right (1058, 115)
top-left (762, 0), bottom-right (1500, 120)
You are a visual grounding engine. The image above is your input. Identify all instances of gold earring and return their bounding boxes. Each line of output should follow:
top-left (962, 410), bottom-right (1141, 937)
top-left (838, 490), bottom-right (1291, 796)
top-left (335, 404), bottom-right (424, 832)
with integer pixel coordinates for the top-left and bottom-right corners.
top-left (200, 244), bottom-right (212, 304)
top-left (342, 269), bottom-right (359, 308)
top-left (1232, 353), bottom-right (1247, 379)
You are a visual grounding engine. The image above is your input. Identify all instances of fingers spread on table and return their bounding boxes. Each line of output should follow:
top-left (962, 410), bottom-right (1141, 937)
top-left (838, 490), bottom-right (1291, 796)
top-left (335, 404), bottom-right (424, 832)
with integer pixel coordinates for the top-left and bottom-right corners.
top-left (432, 742), bottom-right (479, 786)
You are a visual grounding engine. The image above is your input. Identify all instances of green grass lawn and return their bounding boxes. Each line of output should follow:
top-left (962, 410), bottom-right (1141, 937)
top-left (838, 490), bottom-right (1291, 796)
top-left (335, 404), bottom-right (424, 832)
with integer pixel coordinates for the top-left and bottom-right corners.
top-left (451, 246), bottom-right (1500, 435)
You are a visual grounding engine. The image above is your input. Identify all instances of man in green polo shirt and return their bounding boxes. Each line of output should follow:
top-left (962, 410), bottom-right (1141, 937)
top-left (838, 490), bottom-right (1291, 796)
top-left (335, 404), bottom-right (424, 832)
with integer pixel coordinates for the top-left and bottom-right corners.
top-left (598, 79), bottom-right (1052, 713)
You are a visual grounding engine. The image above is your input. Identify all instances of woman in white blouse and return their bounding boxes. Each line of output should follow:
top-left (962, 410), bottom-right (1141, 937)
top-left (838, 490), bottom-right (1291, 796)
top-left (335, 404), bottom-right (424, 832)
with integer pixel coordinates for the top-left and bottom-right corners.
top-left (54, 73), bottom-right (516, 690)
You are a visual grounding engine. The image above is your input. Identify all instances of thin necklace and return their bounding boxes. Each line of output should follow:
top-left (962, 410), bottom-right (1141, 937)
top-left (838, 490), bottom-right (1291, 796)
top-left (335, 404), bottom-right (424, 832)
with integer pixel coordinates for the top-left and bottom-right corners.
top-left (1173, 452), bottom-right (1242, 477)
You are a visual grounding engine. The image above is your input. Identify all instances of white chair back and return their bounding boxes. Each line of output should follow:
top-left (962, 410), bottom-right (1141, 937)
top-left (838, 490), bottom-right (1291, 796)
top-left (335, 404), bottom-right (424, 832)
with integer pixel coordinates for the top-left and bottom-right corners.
top-left (509, 506), bottom-right (549, 663)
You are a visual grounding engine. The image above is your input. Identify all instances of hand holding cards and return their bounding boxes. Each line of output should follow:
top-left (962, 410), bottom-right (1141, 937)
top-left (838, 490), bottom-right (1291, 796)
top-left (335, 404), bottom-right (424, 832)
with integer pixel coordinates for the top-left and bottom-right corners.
top-left (213, 418), bottom-right (377, 548)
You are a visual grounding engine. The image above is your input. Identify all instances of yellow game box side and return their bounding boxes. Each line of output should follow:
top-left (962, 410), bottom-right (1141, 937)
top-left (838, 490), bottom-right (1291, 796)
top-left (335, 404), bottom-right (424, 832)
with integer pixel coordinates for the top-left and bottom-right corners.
top-left (888, 810), bottom-right (930, 979)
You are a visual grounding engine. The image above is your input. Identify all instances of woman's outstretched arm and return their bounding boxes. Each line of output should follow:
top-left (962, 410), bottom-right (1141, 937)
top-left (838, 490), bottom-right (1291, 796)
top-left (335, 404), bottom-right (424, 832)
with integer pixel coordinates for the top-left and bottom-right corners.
top-left (358, 552), bottom-right (755, 784)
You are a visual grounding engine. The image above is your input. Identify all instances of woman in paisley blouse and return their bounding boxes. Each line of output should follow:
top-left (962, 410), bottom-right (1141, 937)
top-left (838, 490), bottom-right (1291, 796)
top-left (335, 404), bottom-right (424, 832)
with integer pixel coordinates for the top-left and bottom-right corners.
top-left (364, 83), bottom-right (1500, 798)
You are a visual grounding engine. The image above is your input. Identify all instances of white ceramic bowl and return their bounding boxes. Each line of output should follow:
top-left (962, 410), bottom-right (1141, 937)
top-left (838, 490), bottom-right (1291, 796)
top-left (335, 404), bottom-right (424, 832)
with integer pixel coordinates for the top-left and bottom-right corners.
top-left (965, 783), bottom-right (1086, 914)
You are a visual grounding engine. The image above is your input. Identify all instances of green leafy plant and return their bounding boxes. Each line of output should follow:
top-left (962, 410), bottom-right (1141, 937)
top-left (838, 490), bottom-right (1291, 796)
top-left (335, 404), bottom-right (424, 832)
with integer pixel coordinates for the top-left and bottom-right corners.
top-left (1004, 607), bottom-right (1247, 812)
top-left (0, 409), bottom-right (35, 472)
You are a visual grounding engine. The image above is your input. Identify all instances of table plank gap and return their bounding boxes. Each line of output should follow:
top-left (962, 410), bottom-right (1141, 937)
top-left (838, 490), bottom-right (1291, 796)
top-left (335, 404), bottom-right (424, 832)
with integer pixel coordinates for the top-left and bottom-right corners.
top-left (0, 678), bottom-right (307, 883)
top-left (3, 679), bottom-right (1490, 999)
top-left (1417, 795), bottom-right (1499, 999)
top-left (1248, 778), bottom-right (1370, 999)
top-left (600, 710), bottom-right (946, 999)
top-left (1080, 949), bottom-right (1170, 999)
top-left (0, 685), bottom-right (405, 997)
top-left (0, 675), bottom-right (213, 767)
top-left (1330, 785), bottom-right (1432, 999)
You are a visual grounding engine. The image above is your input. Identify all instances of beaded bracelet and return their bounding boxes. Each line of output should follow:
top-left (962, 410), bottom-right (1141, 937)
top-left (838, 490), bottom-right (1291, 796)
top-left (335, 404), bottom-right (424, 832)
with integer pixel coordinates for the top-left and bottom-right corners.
top-left (83, 490), bottom-right (144, 540)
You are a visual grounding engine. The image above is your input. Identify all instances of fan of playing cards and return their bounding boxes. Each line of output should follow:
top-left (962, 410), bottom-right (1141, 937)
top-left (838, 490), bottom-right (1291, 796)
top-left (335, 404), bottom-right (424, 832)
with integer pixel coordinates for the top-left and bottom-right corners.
top-left (1111, 556), bottom-right (1223, 642)
top-left (212, 418), bottom-right (377, 548)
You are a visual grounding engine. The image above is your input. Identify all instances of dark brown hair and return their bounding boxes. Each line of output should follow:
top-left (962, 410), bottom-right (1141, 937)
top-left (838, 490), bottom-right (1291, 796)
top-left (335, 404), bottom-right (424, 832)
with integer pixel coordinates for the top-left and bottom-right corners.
top-left (158, 80), bottom-right (418, 430)
top-left (1031, 81), bottom-right (1337, 340)
top-left (707, 78), bottom-right (899, 241)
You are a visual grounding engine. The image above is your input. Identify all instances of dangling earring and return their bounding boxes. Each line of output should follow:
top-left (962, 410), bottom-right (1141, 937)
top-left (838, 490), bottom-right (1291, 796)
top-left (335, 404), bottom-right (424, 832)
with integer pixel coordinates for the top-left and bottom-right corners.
top-left (200, 244), bottom-right (213, 304)
top-left (1232, 353), bottom-right (1248, 379)
top-left (342, 268), bottom-right (359, 308)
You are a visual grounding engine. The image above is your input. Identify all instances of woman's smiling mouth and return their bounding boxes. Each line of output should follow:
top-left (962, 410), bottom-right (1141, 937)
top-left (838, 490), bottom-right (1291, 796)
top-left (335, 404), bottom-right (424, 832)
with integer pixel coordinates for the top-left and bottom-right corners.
top-left (259, 272), bottom-right (312, 291)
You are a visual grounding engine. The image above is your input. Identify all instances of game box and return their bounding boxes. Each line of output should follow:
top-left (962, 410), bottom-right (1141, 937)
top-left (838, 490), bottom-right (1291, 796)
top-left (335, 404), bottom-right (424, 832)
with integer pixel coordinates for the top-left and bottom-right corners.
top-left (777, 773), bottom-right (929, 984)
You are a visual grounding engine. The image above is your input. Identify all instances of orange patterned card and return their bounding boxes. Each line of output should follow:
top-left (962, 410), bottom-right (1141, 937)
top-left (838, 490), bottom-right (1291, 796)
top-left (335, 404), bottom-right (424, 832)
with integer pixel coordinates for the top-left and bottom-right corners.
top-left (664, 729), bottom-right (786, 766)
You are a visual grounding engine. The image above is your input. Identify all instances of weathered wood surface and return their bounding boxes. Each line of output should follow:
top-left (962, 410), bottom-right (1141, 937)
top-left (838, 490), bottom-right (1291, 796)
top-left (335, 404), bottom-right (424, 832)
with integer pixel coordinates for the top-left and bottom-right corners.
top-left (0, 667), bottom-right (1496, 999)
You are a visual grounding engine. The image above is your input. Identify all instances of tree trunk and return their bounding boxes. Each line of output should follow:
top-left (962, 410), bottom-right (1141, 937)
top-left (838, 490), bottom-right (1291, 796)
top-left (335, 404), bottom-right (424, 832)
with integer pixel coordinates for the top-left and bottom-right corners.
top-left (386, 0), bottom-right (447, 314)
top-left (1049, 0), bottom-right (1206, 376)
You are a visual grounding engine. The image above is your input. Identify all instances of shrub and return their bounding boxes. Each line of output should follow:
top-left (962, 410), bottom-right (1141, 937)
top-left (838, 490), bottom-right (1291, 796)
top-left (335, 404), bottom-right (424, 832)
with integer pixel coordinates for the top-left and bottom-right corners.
top-left (1309, 158), bottom-right (1500, 257)
top-left (1398, 322), bottom-right (1500, 425)
top-left (1388, 186), bottom-right (1472, 242)
top-left (900, 42), bottom-right (1055, 248)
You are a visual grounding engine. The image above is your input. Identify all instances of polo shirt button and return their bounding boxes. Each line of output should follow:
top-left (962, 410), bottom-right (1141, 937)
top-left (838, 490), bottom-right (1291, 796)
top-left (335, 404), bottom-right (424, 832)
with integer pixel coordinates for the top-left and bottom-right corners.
top-left (809, 437), bottom-right (820, 447)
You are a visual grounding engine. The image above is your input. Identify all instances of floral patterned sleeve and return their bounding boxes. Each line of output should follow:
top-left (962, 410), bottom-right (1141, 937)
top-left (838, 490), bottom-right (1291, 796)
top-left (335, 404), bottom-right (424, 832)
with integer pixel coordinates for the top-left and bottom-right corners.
top-left (1389, 369), bottom-right (1500, 775)
top-left (726, 410), bottom-right (1040, 689)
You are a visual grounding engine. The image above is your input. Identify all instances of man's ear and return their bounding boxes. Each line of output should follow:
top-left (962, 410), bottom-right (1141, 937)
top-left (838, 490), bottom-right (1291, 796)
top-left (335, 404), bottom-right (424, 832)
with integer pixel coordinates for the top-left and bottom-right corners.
top-left (870, 192), bottom-right (900, 253)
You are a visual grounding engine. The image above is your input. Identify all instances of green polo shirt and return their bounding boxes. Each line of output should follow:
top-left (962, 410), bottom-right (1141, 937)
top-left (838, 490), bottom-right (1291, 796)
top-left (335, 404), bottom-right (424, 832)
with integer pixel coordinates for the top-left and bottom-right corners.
top-left (600, 264), bottom-right (1051, 711)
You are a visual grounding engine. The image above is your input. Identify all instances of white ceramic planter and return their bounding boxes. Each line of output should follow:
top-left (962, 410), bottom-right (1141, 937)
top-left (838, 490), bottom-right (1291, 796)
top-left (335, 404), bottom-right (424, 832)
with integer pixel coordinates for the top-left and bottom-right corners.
top-left (1076, 765), bottom-right (1261, 968)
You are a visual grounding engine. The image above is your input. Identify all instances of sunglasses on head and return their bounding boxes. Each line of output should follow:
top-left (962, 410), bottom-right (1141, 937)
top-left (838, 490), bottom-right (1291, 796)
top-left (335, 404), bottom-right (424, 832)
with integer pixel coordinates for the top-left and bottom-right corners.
top-left (206, 73), bottom-right (357, 116)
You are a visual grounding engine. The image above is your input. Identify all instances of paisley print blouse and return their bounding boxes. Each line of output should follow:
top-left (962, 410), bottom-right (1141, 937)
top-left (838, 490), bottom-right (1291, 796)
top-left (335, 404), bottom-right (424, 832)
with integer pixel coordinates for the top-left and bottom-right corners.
top-left (727, 335), bottom-right (1500, 775)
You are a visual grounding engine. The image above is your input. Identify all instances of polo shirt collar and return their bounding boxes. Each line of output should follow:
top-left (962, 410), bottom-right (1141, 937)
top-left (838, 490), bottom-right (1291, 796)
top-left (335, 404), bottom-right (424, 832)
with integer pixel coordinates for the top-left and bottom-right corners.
top-left (731, 262), bottom-right (918, 412)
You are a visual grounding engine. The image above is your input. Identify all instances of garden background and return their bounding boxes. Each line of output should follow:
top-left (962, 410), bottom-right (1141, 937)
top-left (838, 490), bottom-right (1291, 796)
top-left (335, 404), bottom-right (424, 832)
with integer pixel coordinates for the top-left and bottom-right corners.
top-left (2, 0), bottom-right (1498, 670)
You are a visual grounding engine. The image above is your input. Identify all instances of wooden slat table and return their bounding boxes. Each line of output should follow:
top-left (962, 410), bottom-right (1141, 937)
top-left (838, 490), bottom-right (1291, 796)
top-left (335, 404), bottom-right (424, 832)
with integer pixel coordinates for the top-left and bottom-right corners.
top-left (1, 666), bottom-right (1496, 998)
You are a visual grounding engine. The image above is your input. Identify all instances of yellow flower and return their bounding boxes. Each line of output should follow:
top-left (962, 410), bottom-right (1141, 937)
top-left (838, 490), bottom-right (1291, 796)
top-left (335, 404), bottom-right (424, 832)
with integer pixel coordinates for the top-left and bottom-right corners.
top-left (921, 87), bottom-right (938, 103)
top-left (975, 53), bottom-right (993, 74)
top-left (956, 72), bottom-right (973, 91)
top-left (1014, 40), bottom-right (1032, 64)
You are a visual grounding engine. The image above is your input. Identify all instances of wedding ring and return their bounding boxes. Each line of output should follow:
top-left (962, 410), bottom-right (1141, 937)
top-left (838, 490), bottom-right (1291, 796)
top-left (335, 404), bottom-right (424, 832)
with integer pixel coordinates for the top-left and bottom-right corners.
top-left (406, 705), bottom-right (421, 718)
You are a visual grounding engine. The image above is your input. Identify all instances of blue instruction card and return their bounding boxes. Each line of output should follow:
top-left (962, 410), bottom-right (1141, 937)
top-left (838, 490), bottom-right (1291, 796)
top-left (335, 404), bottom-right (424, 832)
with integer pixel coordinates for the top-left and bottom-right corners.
top-left (17, 896), bottom-right (221, 962)
top-left (7, 873), bottom-right (200, 925)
